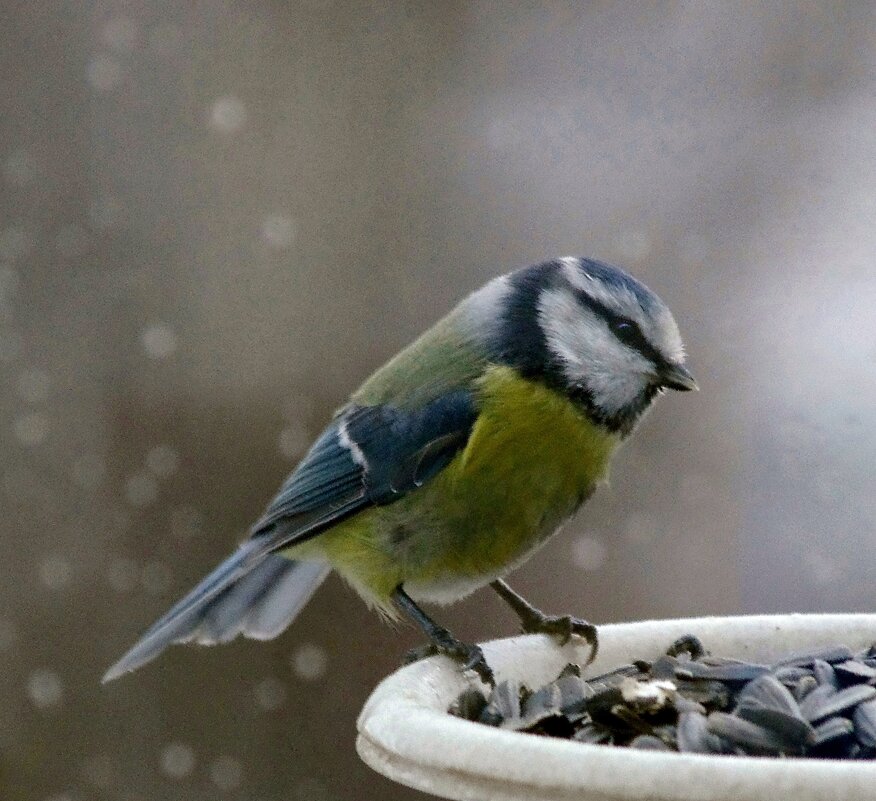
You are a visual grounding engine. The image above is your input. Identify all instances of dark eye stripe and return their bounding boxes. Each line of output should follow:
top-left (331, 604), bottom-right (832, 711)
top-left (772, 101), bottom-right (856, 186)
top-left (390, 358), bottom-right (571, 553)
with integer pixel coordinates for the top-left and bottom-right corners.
top-left (572, 289), bottom-right (667, 368)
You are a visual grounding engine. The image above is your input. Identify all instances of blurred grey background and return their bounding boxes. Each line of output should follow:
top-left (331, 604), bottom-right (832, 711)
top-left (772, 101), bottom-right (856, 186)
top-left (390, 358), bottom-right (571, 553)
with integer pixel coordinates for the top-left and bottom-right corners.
top-left (2, 1), bottom-right (875, 799)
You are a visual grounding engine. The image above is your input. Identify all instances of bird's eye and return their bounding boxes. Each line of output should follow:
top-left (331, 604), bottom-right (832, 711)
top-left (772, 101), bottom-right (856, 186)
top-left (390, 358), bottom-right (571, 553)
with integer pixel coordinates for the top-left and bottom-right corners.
top-left (610, 318), bottom-right (638, 344)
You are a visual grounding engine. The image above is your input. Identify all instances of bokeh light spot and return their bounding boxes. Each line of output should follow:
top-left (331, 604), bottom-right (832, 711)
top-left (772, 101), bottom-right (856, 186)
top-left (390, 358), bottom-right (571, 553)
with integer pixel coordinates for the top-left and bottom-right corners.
top-left (146, 444), bottom-right (179, 478)
top-left (39, 553), bottom-right (73, 591)
top-left (254, 676), bottom-right (287, 710)
top-left (125, 472), bottom-right (159, 507)
top-left (291, 643), bottom-right (327, 681)
top-left (14, 412), bottom-right (49, 446)
top-left (86, 54), bottom-right (123, 92)
top-left (140, 323), bottom-right (177, 359)
top-left (209, 97), bottom-right (247, 133)
top-left (570, 535), bottom-right (608, 571)
top-left (27, 668), bottom-right (63, 709)
top-left (160, 743), bottom-right (195, 779)
top-left (261, 214), bottom-right (296, 249)
top-left (209, 755), bottom-right (243, 791)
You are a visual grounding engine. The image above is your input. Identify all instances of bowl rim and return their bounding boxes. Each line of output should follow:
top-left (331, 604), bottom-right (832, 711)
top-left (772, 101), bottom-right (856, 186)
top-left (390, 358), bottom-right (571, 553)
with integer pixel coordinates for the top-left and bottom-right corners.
top-left (357, 613), bottom-right (876, 801)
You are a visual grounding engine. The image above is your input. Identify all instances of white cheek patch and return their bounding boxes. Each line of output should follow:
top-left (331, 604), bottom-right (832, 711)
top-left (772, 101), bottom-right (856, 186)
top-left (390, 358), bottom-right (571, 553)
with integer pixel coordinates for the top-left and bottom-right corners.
top-left (560, 258), bottom-right (685, 364)
top-left (456, 274), bottom-right (512, 344)
top-left (538, 287), bottom-right (651, 414)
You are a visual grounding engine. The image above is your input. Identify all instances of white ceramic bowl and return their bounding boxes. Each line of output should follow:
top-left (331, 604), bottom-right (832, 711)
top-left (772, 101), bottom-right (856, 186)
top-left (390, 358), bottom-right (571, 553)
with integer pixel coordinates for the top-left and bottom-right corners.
top-left (357, 614), bottom-right (876, 801)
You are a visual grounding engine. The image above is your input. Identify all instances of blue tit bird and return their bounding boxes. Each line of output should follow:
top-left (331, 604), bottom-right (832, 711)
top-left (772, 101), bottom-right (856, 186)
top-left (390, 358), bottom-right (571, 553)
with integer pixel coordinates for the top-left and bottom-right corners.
top-left (103, 257), bottom-right (696, 685)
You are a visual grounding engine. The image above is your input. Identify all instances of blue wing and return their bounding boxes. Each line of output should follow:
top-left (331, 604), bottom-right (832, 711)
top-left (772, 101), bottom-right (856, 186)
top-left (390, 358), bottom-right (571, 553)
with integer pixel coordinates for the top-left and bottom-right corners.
top-left (252, 388), bottom-right (477, 536)
top-left (103, 390), bottom-right (477, 681)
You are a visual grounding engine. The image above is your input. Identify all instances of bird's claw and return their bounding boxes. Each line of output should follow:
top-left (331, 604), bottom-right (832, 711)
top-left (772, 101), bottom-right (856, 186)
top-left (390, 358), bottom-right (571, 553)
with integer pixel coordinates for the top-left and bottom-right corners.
top-left (404, 641), bottom-right (495, 686)
top-left (521, 613), bottom-right (599, 664)
top-left (403, 643), bottom-right (439, 664)
top-left (458, 643), bottom-right (495, 686)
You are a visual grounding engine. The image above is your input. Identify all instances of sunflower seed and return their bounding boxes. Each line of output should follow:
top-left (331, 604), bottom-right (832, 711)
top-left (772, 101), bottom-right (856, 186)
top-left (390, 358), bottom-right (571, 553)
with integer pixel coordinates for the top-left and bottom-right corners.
top-left (853, 700), bottom-right (876, 747)
top-left (512, 683), bottom-right (562, 730)
top-left (650, 655), bottom-right (679, 680)
top-left (835, 660), bottom-right (876, 684)
top-left (673, 678), bottom-right (731, 708)
top-left (774, 645), bottom-right (854, 669)
top-left (450, 687), bottom-right (488, 721)
top-left (737, 674), bottom-right (799, 714)
top-left (811, 716), bottom-right (855, 747)
top-left (573, 720), bottom-right (611, 744)
top-left (735, 705), bottom-right (815, 750)
top-left (803, 684), bottom-right (876, 723)
top-left (586, 664), bottom-right (644, 686)
top-left (479, 680), bottom-right (522, 726)
top-left (706, 712), bottom-right (787, 753)
top-left (812, 659), bottom-right (838, 688)
top-left (676, 661), bottom-right (769, 682)
top-left (772, 666), bottom-right (813, 685)
top-left (677, 710), bottom-right (723, 754)
top-left (555, 673), bottom-right (593, 717)
top-left (793, 675), bottom-right (819, 702)
top-left (798, 684), bottom-right (837, 720)
top-left (630, 734), bottom-right (671, 750)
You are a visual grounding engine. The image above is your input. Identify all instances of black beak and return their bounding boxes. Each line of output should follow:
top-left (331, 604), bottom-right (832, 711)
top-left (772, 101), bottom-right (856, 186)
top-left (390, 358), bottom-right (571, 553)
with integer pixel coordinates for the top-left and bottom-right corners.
top-left (659, 363), bottom-right (698, 392)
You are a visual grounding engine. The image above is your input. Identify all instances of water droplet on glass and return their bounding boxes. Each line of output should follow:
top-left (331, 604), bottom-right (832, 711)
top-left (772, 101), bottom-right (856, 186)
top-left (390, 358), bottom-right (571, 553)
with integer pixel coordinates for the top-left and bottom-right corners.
top-left (0, 329), bottom-right (22, 362)
top-left (102, 17), bottom-right (138, 52)
top-left (0, 265), bottom-right (19, 303)
top-left (86, 54), bottom-right (123, 92)
top-left (294, 777), bottom-right (332, 801)
top-left (803, 548), bottom-right (842, 587)
top-left (27, 668), bottom-right (63, 709)
top-left (71, 452), bottom-right (106, 489)
top-left (571, 535), bottom-right (608, 571)
top-left (146, 444), bottom-right (179, 478)
top-left (614, 229), bottom-right (651, 263)
top-left (254, 677), bottom-right (287, 710)
top-left (140, 323), bottom-right (177, 359)
top-left (55, 224), bottom-right (91, 258)
top-left (141, 561), bottom-right (172, 595)
top-left (147, 23), bottom-right (182, 58)
top-left (291, 643), bottom-right (327, 681)
top-left (4, 149), bottom-right (35, 186)
top-left (0, 619), bottom-right (18, 651)
top-left (278, 424), bottom-right (309, 460)
top-left (107, 557), bottom-right (139, 593)
top-left (81, 753), bottom-right (115, 789)
top-left (624, 512), bottom-right (659, 546)
top-left (209, 755), bottom-right (243, 791)
top-left (39, 554), bottom-right (72, 591)
top-left (17, 368), bottom-right (50, 403)
top-left (209, 96), bottom-right (247, 133)
top-left (169, 505), bottom-right (202, 540)
top-left (88, 195), bottom-right (124, 230)
top-left (125, 472), bottom-right (158, 507)
top-left (261, 214), bottom-right (295, 250)
top-left (160, 742), bottom-right (195, 779)
top-left (0, 225), bottom-right (32, 261)
top-left (14, 412), bottom-right (49, 446)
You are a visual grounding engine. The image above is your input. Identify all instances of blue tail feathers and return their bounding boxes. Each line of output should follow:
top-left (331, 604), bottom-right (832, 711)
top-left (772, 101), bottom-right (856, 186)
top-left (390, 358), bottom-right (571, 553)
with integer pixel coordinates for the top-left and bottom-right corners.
top-left (102, 538), bottom-right (329, 682)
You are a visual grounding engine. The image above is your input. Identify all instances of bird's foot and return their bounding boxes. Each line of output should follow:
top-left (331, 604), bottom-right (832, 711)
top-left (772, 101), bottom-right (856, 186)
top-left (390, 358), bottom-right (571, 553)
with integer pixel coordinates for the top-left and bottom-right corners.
top-left (520, 611), bottom-right (599, 664)
top-left (403, 640), bottom-right (495, 686)
top-left (403, 643), bottom-right (438, 664)
top-left (393, 586), bottom-right (495, 685)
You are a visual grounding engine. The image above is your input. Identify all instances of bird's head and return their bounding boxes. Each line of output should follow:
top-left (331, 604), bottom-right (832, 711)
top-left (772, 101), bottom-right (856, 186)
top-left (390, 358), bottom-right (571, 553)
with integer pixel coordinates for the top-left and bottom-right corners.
top-left (482, 257), bottom-right (696, 436)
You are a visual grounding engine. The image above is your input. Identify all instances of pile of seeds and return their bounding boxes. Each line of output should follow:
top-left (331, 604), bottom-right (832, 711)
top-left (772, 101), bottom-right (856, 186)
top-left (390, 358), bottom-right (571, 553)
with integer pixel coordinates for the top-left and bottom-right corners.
top-left (448, 636), bottom-right (876, 758)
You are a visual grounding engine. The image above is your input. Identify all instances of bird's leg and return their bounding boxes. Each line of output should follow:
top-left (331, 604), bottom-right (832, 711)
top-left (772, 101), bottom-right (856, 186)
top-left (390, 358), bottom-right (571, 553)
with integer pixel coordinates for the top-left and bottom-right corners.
top-left (393, 586), bottom-right (495, 686)
top-left (490, 579), bottom-right (599, 664)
